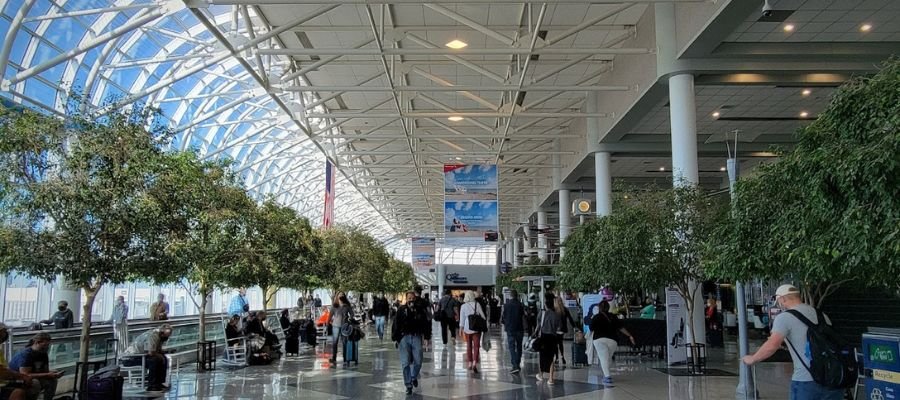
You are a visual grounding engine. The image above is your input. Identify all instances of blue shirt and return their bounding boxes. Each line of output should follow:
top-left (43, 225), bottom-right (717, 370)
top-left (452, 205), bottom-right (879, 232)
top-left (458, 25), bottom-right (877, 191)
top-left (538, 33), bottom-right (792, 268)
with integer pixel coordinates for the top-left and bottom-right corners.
top-left (228, 294), bottom-right (248, 316)
top-left (9, 348), bottom-right (49, 373)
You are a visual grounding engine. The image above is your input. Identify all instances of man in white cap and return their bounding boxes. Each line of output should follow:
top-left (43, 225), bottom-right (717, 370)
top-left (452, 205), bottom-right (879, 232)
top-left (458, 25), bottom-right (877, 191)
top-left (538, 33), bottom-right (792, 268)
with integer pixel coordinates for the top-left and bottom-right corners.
top-left (741, 284), bottom-right (843, 400)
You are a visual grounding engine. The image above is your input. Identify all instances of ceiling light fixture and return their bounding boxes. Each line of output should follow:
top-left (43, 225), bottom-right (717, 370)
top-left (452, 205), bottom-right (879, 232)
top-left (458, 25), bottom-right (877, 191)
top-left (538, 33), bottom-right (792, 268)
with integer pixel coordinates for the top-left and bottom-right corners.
top-left (659, 167), bottom-right (666, 171)
top-left (801, 89), bottom-right (812, 96)
top-left (454, 157), bottom-right (463, 161)
top-left (712, 111), bottom-right (721, 118)
top-left (445, 40), bottom-right (468, 49)
top-left (720, 166), bottom-right (727, 171)
top-left (799, 111), bottom-right (809, 118)
top-left (860, 24), bottom-right (872, 32)
top-left (783, 24), bottom-right (795, 32)
top-left (447, 116), bottom-right (464, 122)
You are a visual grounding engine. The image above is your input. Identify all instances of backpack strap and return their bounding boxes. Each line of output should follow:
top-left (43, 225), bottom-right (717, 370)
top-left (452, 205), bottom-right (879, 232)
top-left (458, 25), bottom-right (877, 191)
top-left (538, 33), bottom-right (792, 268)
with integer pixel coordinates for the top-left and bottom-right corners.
top-left (782, 309), bottom-right (814, 374)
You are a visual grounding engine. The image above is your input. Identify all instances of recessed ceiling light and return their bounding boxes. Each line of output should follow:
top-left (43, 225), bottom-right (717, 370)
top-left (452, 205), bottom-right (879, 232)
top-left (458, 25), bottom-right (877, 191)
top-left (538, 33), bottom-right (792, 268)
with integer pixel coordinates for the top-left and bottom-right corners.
top-left (720, 166), bottom-right (726, 171)
top-left (783, 24), bottom-right (795, 32)
top-left (454, 157), bottom-right (463, 161)
top-left (447, 116), bottom-right (464, 122)
top-left (623, 195), bottom-right (629, 199)
top-left (445, 40), bottom-right (468, 49)
top-left (799, 111), bottom-right (809, 118)
top-left (659, 167), bottom-right (666, 171)
top-left (860, 24), bottom-right (872, 32)
top-left (712, 111), bottom-right (720, 118)
top-left (801, 89), bottom-right (812, 96)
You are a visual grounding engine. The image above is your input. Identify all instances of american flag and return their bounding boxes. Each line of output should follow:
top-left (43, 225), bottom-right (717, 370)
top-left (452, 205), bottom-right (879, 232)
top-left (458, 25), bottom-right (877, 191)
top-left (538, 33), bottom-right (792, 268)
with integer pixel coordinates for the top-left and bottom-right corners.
top-left (323, 160), bottom-right (336, 228)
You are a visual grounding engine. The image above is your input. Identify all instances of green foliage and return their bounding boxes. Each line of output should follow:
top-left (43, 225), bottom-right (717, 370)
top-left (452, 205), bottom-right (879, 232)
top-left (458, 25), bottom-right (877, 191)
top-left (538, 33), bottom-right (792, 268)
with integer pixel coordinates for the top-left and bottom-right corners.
top-left (158, 151), bottom-right (253, 339)
top-left (704, 58), bottom-right (900, 304)
top-left (497, 260), bottom-right (555, 295)
top-left (382, 258), bottom-right (416, 294)
top-left (0, 105), bottom-right (177, 363)
top-left (317, 225), bottom-right (391, 293)
top-left (232, 199), bottom-right (321, 305)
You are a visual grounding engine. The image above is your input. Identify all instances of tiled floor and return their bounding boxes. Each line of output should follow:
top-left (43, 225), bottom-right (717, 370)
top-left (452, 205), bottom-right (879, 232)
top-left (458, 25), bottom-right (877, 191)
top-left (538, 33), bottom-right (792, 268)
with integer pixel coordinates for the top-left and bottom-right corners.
top-left (149, 325), bottom-right (793, 399)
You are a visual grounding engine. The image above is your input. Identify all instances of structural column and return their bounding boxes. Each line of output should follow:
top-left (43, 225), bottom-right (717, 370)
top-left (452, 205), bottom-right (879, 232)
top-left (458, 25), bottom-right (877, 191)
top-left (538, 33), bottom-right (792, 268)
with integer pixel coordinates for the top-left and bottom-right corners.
top-left (537, 211), bottom-right (548, 262)
top-left (595, 152), bottom-right (613, 217)
top-left (558, 189), bottom-right (571, 257)
top-left (512, 236), bottom-right (520, 267)
top-left (668, 73), bottom-right (705, 346)
top-left (437, 264), bottom-right (446, 299)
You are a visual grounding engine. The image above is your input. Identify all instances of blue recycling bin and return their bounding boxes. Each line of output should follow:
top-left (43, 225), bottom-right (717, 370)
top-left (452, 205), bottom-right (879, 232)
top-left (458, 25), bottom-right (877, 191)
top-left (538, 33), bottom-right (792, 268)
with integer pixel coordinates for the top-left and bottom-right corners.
top-left (863, 328), bottom-right (900, 400)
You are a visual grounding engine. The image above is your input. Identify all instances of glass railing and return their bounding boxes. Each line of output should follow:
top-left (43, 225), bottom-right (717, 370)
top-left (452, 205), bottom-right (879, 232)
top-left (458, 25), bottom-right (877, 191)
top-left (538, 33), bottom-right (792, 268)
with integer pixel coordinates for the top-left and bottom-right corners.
top-left (2, 311), bottom-right (278, 375)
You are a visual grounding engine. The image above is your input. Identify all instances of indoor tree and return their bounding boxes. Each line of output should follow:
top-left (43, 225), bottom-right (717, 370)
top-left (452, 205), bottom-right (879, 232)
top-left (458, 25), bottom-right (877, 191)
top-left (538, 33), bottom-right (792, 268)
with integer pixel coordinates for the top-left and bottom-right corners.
top-left (704, 57), bottom-right (900, 305)
top-left (317, 225), bottom-right (391, 294)
top-left (382, 258), bottom-right (417, 295)
top-left (0, 105), bottom-right (177, 365)
top-left (161, 152), bottom-right (254, 342)
top-left (233, 199), bottom-right (320, 308)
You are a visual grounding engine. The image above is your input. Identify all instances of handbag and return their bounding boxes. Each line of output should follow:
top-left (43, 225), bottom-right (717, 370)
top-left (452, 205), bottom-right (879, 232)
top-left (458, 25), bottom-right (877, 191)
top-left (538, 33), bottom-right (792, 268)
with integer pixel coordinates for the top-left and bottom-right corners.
top-left (481, 331), bottom-right (492, 352)
top-left (466, 303), bottom-right (488, 333)
top-left (525, 312), bottom-right (546, 352)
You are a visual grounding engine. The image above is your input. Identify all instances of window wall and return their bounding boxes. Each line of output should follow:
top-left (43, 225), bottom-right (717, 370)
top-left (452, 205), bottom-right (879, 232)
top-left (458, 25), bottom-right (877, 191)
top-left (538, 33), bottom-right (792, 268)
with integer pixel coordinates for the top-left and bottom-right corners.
top-left (0, 273), bottom-right (325, 327)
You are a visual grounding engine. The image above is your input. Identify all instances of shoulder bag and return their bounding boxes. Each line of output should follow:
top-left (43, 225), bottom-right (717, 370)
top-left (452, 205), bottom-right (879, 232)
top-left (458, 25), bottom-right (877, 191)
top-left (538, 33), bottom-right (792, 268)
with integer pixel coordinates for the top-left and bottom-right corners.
top-left (525, 312), bottom-right (546, 352)
top-left (467, 303), bottom-right (488, 332)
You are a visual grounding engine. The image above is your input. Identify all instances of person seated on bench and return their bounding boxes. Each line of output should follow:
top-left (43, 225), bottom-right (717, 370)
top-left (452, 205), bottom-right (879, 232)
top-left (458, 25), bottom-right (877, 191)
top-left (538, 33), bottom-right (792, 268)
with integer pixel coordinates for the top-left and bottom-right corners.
top-left (225, 315), bottom-right (243, 347)
top-left (8, 332), bottom-right (61, 400)
top-left (0, 324), bottom-right (33, 400)
top-left (245, 311), bottom-right (280, 353)
top-left (121, 324), bottom-right (173, 392)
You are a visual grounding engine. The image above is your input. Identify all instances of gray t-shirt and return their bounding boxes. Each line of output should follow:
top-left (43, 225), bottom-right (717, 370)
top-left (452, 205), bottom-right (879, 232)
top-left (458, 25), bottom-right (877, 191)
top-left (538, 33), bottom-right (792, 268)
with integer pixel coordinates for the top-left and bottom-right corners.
top-left (771, 303), bottom-right (831, 382)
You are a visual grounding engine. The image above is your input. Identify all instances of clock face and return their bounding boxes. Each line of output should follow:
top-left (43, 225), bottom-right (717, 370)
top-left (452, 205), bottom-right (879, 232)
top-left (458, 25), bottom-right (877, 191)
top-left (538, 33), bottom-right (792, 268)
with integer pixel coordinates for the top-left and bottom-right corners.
top-left (578, 201), bottom-right (591, 213)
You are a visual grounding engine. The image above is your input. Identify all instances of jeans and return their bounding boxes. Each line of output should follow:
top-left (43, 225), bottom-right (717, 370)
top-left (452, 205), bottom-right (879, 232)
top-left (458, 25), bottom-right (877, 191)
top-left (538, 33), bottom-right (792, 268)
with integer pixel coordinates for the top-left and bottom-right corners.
top-left (592, 337), bottom-right (618, 378)
top-left (27, 377), bottom-right (58, 400)
top-left (399, 335), bottom-right (423, 388)
top-left (122, 354), bottom-right (168, 388)
top-left (506, 331), bottom-right (523, 369)
top-left (789, 380), bottom-right (844, 400)
top-left (375, 316), bottom-right (386, 339)
top-left (330, 324), bottom-right (344, 361)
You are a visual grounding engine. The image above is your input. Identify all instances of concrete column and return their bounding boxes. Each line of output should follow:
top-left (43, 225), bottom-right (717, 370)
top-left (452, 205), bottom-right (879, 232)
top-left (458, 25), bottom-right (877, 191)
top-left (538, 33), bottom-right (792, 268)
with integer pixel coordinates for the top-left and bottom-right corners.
top-left (585, 91), bottom-right (601, 153)
top-left (558, 189), bottom-right (571, 258)
top-left (668, 73), bottom-right (705, 346)
top-left (537, 211), bottom-right (548, 262)
top-left (669, 73), bottom-right (699, 186)
top-left (512, 236), bottom-right (520, 267)
top-left (437, 264), bottom-right (446, 298)
top-left (595, 152), bottom-right (613, 216)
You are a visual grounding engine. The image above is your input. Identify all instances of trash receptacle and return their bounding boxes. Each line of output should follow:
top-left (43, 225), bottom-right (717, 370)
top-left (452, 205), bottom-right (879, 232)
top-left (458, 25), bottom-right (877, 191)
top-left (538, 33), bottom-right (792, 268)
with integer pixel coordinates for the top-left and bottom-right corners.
top-left (863, 327), bottom-right (900, 400)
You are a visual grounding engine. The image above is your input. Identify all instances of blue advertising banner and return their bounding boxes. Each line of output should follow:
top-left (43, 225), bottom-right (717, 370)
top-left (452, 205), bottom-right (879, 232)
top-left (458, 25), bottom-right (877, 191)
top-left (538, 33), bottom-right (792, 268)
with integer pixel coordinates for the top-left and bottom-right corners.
top-left (444, 164), bottom-right (499, 245)
top-left (411, 237), bottom-right (435, 271)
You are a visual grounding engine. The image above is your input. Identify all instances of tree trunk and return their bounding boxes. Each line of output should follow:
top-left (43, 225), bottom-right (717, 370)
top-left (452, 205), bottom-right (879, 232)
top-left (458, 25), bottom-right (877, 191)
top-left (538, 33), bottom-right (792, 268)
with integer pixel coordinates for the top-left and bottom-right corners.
top-left (79, 285), bottom-right (99, 365)
top-left (198, 287), bottom-right (209, 342)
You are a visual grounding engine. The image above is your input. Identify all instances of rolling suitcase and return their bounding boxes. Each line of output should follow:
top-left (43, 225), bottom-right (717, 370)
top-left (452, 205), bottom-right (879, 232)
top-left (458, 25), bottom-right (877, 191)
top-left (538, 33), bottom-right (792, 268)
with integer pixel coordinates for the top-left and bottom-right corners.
top-left (285, 337), bottom-right (300, 355)
top-left (343, 339), bottom-right (359, 365)
top-left (571, 341), bottom-right (588, 367)
top-left (84, 365), bottom-right (124, 400)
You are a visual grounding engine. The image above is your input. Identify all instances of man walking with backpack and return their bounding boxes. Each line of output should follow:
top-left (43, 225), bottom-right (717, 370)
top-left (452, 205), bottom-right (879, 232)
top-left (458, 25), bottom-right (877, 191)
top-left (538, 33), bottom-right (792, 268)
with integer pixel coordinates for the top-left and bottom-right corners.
top-left (501, 289), bottom-right (525, 374)
top-left (437, 289), bottom-right (460, 345)
top-left (742, 284), bottom-right (852, 400)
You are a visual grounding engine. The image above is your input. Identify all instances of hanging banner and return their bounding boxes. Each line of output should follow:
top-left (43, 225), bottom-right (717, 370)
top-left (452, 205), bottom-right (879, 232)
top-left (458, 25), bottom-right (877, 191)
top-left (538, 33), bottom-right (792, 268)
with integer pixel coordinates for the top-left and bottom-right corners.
top-left (323, 160), bottom-right (336, 228)
top-left (444, 164), bottom-right (499, 245)
top-left (411, 237), bottom-right (436, 271)
top-left (666, 287), bottom-right (688, 365)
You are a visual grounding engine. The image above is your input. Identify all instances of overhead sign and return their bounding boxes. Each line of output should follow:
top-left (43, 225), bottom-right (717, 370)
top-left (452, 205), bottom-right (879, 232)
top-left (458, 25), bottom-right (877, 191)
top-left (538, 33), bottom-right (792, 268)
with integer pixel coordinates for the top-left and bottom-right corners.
top-left (411, 237), bottom-right (435, 271)
top-left (443, 164), bottom-right (499, 246)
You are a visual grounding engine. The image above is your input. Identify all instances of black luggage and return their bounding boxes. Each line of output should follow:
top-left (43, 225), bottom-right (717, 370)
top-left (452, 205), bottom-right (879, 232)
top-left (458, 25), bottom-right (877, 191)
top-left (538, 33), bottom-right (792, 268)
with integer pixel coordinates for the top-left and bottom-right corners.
top-left (706, 330), bottom-right (724, 348)
top-left (84, 365), bottom-right (123, 400)
top-left (285, 337), bottom-right (300, 355)
top-left (305, 320), bottom-right (317, 346)
top-left (571, 341), bottom-right (588, 367)
top-left (343, 339), bottom-right (359, 365)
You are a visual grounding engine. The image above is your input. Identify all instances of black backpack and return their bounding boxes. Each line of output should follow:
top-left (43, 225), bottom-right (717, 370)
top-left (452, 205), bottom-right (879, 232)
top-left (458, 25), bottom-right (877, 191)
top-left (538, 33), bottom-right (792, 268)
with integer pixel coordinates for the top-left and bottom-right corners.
top-left (784, 309), bottom-right (858, 389)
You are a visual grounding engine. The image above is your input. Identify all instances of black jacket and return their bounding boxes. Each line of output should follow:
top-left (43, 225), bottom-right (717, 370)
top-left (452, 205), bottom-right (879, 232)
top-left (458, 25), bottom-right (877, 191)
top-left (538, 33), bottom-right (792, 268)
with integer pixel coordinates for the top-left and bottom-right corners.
top-left (501, 299), bottom-right (525, 333)
top-left (392, 301), bottom-right (432, 342)
top-left (372, 297), bottom-right (390, 317)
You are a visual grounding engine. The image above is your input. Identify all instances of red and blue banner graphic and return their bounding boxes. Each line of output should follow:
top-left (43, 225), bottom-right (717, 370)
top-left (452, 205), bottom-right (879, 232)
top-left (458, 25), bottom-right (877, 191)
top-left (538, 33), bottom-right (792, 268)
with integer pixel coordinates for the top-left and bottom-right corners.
top-left (323, 160), bottom-right (336, 228)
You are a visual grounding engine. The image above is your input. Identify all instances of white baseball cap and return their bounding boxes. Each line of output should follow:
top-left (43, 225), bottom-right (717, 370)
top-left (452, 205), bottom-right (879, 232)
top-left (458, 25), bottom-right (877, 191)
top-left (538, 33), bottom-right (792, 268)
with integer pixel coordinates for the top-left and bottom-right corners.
top-left (774, 284), bottom-right (800, 298)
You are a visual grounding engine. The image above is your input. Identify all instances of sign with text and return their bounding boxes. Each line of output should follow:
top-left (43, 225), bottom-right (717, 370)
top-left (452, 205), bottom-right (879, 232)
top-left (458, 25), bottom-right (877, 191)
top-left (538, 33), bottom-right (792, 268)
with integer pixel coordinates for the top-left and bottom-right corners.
top-left (411, 237), bottom-right (435, 271)
top-left (444, 164), bottom-right (499, 246)
top-left (666, 287), bottom-right (688, 365)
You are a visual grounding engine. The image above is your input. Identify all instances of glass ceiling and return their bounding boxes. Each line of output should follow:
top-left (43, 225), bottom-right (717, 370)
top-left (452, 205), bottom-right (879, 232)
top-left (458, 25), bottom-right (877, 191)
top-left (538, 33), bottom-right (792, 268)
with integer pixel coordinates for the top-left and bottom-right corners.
top-left (0, 0), bottom-right (408, 253)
